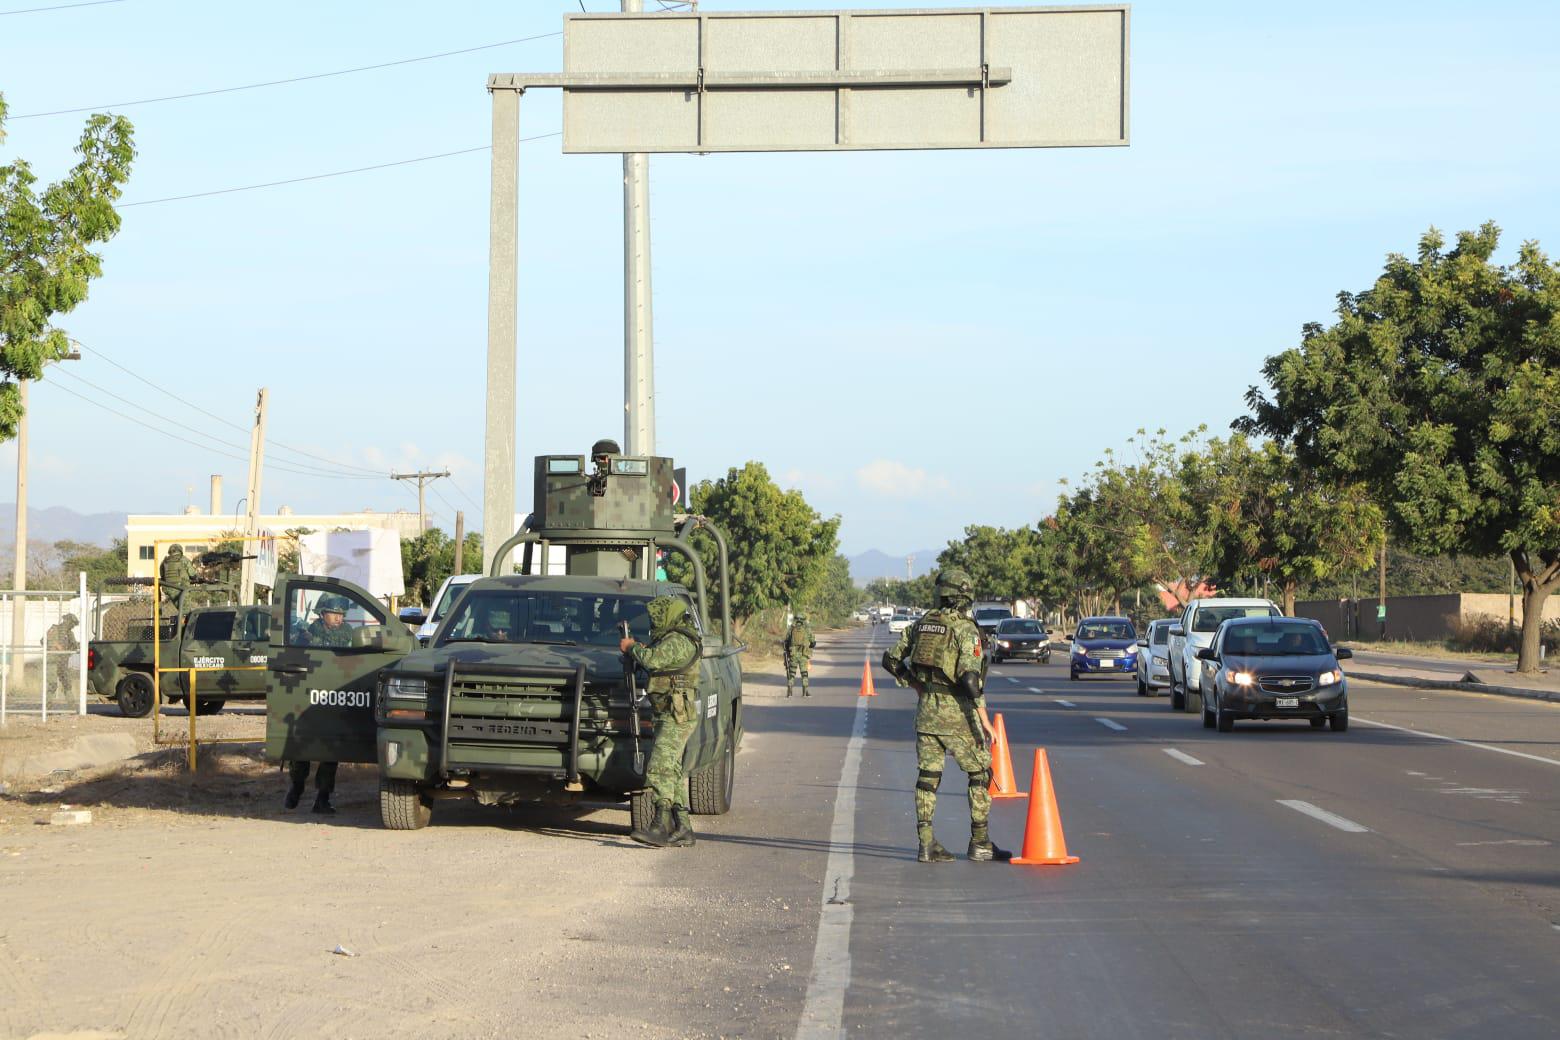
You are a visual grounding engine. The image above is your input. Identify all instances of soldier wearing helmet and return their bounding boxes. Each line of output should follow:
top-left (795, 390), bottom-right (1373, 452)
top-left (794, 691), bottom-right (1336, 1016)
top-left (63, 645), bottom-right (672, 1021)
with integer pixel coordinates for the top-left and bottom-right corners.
top-left (589, 438), bottom-right (622, 497)
top-left (159, 544), bottom-right (198, 609)
top-left (784, 611), bottom-right (816, 698)
top-left (882, 568), bottom-right (1012, 864)
top-left (619, 594), bottom-right (702, 848)
top-left (300, 594), bottom-right (354, 648)
top-left (45, 612), bottom-right (80, 699)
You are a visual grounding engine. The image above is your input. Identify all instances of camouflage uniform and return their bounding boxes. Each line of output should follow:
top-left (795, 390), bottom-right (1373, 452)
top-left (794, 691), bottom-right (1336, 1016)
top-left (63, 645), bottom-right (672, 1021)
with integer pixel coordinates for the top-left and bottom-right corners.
top-left (159, 546), bottom-right (197, 608)
top-left (45, 614), bottom-right (79, 698)
top-left (784, 614), bottom-right (816, 697)
top-left (626, 595), bottom-right (701, 847)
top-left (883, 569), bottom-right (1011, 863)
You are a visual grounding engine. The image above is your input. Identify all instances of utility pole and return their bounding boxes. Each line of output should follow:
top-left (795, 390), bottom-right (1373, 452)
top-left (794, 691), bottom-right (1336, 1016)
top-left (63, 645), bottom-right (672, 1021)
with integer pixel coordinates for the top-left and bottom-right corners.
top-left (391, 470), bottom-right (451, 534)
top-left (1377, 538), bottom-right (1388, 640)
top-left (622, 0), bottom-right (656, 455)
top-left (483, 78), bottom-right (521, 576)
top-left (453, 511), bottom-right (465, 577)
top-left (906, 554), bottom-right (913, 582)
top-left (238, 389), bottom-right (268, 605)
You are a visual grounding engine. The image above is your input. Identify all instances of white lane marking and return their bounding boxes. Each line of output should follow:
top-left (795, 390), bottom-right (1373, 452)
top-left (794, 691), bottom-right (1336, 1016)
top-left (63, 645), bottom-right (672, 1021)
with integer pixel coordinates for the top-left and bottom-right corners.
top-left (1278, 800), bottom-right (1370, 833)
top-left (1358, 717), bottom-right (1560, 769)
top-left (1006, 676), bottom-right (1020, 684)
top-left (1055, 699), bottom-right (1077, 709)
top-left (1456, 839), bottom-right (1550, 847)
top-left (1027, 687), bottom-right (1042, 693)
top-left (1095, 717), bottom-right (1127, 732)
top-left (795, 680), bottom-right (869, 1039)
top-left (1163, 748), bottom-right (1204, 766)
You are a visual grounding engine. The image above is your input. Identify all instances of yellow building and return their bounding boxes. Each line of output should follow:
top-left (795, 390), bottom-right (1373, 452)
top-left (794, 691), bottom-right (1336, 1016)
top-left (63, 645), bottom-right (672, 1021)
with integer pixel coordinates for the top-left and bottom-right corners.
top-left (125, 507), bottom-right (422, 579)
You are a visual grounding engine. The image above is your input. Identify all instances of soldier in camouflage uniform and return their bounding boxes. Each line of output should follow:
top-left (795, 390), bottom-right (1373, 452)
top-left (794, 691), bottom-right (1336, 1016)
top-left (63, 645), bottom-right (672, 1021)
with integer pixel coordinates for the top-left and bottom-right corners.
top-left (284, 594), bottom-right (352, 814)
top-left (620, 595), bottom-right (702, 848)
top-left (45, 613), bottom-right (80, 699)
top-left (159, 544), bottom-right (197, 609)
top-left (883, 568), bottom-right (1012, 864)
top-left (784, 612), bottom-right (816, 697)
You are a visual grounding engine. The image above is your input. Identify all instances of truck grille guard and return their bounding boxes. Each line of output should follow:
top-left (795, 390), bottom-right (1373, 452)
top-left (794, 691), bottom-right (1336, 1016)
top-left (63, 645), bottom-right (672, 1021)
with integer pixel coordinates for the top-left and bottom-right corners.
top-left (439, 661), bottom-right (587, 785)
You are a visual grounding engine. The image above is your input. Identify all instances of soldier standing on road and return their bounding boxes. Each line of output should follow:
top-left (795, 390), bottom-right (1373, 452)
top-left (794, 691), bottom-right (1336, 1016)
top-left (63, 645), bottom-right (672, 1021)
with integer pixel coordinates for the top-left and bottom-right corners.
top-left (882, 568), bottom-right (1012, 864)
top-left (45, 612), bottom-right (79, 699)
top-left (784, 612), bottom-right (816, 698)
top-left (620, 595), bottom-right (702, 848)
top-left (159, 544), bottom-right (197, 609)
top-left (284, 594), bottom-right (352, 814)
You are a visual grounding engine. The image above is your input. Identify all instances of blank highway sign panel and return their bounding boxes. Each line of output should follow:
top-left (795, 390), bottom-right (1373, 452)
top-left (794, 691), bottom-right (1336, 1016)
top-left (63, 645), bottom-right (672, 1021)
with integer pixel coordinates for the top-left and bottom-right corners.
top-left (553, 5), bottom-right (1130, 153)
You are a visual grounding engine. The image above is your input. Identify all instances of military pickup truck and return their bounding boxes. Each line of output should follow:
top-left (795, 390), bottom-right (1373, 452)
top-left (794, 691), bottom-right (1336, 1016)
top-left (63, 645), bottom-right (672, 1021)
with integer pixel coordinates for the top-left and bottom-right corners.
top-left (88, 602), bottom-right (274, 717)
top-left (264, 449), bottom-right (744, 832)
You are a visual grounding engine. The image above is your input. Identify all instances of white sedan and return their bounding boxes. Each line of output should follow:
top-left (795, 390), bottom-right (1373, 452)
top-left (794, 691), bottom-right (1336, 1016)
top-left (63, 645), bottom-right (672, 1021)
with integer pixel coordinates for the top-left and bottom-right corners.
top-left (888, 614), bottom-right (914, 633)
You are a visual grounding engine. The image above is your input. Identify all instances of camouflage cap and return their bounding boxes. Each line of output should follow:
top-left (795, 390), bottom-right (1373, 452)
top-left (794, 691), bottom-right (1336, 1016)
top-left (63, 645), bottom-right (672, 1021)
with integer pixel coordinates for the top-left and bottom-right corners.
top-left (317, 594), bottom-right (350, 615)
top-left (646, 595), bottom-right (686, 629)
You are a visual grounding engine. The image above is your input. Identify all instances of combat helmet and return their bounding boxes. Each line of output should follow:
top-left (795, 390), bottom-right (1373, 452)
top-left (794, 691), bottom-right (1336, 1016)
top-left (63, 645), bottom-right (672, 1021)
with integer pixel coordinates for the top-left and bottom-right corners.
top-left (934, 568), bottom-right (975, 609)
top-left (590, 438), bottom-right (622, 459)
top-left (63, 612), bottom-right (78, 625)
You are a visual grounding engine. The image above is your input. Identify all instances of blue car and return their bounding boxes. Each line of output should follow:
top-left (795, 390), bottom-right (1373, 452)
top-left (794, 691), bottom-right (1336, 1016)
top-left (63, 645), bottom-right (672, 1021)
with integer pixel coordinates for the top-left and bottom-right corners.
top-left (1068, 616), bottom-right (1139, 680)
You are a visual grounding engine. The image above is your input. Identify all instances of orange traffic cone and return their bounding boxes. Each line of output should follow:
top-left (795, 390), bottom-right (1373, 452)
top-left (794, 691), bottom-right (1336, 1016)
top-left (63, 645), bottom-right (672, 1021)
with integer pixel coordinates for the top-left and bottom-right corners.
top-left (1011, 748), bottom-right (1079, 866)
top-left (859, 658), bottom-right (878, 697)
top-left (987, 713), bottom-right (1026, 799)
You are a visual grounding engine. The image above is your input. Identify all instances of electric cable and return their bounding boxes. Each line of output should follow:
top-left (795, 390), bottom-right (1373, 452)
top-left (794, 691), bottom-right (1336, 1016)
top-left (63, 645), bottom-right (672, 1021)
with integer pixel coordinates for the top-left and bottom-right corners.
top-left (1, 0), bottom-right (124, 15)
top-left (11, 32), bottom-right (562, 118)
top-left (120, 135), bottom-right (560, 208)
top-left (443, 475), bottom-right (482, 511)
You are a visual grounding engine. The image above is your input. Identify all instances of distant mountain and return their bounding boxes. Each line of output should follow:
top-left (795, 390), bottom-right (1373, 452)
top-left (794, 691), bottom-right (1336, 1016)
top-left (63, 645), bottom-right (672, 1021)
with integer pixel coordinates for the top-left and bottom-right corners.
top-left (848, 548), bottom-right (941, 585)
top-left (0, 503), bottom-right (124, 550)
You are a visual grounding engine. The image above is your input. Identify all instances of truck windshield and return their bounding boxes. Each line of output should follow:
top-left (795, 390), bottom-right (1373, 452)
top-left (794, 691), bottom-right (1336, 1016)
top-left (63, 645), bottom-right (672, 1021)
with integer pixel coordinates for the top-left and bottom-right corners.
top-left (429, 580), bottom-right (475, 623)
top-left (974, 608), bottom-right (1012, 622)
top-left (441, 589), bottom-right (657, 647)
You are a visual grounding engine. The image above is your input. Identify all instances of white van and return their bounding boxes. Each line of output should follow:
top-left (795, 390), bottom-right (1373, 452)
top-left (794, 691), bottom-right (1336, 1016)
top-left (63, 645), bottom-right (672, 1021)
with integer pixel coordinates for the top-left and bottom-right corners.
top-left (416, 574), bottom-right (480, 646)
top-left (1167, 597), bottom-right (1282, 711)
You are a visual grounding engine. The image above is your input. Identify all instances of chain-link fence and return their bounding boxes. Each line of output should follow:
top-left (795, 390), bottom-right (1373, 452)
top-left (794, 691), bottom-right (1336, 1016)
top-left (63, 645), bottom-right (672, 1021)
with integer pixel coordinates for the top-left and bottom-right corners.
top-left (0, 574), bottom-right (89, 723)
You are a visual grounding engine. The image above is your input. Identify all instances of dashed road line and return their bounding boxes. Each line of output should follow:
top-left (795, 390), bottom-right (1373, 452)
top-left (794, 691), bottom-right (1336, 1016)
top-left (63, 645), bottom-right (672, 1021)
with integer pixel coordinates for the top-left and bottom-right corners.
top-left (1095, 717), bottom-right (1127, 732)
top-left (1356, 717), bottom-right (1560, 769)
top-left (1054, 699), bottom-right (1077, 709)
top-left (1006, 676), bottom-right (1020, 684)
top-left (1026, 686), bottom-right (1042, 693)
top-left (1163, 748), bottom-right (1204, 766)
top-left (1277, 800), bottom-right (1370, 833)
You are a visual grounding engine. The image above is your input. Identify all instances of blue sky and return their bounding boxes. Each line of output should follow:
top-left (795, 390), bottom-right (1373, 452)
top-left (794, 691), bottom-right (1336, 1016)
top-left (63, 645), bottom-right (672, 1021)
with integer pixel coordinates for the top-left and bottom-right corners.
top-left (2, 0), bottom-right (1556, 556)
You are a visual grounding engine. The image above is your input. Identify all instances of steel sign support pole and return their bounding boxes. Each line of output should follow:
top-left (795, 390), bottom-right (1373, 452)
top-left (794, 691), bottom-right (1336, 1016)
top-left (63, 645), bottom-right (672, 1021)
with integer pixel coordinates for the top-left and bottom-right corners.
top-left (483, 85), bottom-right (521, 575)
top-left (622, 0), bottom-right (655, 456)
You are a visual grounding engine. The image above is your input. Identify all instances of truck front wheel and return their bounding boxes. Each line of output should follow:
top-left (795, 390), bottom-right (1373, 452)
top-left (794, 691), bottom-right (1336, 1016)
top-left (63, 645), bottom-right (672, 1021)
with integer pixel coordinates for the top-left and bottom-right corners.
top-left (116, 673), bottom-right (155, 718)
top-left (379, 777), bottom-right (432, 830)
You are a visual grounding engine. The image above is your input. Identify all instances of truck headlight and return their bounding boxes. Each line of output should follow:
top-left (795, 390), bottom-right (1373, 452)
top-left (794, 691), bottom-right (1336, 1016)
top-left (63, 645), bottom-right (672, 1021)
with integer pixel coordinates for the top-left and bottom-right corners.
top-left (997, 640), bottom-right (1011, 649)
top-left (383, 676), bottom-right (429, 703)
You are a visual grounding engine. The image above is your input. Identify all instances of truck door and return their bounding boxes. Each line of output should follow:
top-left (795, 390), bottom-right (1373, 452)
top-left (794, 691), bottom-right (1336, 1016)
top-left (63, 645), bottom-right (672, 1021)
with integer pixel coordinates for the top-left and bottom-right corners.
top-left (181, 609), bottom-right (243, 700)
top-left (265, 576), bottom-right (413, 765)
top-left (232, 607), bottom-right (273, 695)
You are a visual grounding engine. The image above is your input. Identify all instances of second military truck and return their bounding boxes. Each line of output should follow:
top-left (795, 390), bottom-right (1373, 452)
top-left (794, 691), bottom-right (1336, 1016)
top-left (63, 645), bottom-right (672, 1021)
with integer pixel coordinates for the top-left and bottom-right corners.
top-left (264, 450), bottom-right (744, 831)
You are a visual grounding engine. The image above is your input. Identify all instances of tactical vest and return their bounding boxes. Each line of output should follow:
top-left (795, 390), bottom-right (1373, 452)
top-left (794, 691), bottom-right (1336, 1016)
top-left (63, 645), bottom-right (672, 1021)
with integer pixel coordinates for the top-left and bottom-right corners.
top-left (908, 610), bottom-right (964, 687)
top-left (645, 624), bottom-right (702, 695)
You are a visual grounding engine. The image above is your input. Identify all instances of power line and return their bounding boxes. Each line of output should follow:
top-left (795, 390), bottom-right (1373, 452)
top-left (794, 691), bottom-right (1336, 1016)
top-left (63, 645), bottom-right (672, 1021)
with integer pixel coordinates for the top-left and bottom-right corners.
top-left (11, 32), bottom-right (562, 118)
top-left (444, 475), bottom-right (482, 511)
top-left (73, 342), bottom-right (389, 477)
top-left (120, 135), bottom-right (560, 208)
top-left (1, 0), bottom-right (124, 15)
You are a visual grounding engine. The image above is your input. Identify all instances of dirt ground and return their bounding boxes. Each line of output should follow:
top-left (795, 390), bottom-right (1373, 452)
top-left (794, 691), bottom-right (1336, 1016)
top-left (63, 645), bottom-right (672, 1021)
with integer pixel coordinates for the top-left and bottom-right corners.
top-left (0, 662), bottom-right (837, 1040)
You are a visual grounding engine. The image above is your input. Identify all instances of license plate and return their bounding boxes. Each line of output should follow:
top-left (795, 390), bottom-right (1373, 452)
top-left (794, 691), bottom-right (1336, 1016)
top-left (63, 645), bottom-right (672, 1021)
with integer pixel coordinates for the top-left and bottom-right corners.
top-left (1275, 697), bottom-right (1299, 709)
top-left (448, 719), bottom-right (569, 742)
top-left (1098, 660), bottom-right (1113, 668)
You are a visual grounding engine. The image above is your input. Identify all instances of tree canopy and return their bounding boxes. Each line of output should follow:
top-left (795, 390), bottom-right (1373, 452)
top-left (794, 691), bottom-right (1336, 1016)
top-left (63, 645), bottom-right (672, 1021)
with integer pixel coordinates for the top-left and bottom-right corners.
top-left (1, 94), bottom-right (135, 438)
top-left (1243, 223), bottom-right (1560, 669)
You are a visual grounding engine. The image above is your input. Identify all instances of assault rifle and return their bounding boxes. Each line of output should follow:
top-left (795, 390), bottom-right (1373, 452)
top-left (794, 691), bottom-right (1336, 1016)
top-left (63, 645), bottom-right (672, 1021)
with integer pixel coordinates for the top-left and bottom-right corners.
top-left (621, 621), bottom-right (648, 774)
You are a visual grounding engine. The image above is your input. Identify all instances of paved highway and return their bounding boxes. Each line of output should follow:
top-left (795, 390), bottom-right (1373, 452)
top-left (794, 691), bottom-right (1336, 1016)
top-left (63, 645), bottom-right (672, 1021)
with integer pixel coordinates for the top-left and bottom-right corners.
top-left (790, 626), bottom-right (1560, 1039)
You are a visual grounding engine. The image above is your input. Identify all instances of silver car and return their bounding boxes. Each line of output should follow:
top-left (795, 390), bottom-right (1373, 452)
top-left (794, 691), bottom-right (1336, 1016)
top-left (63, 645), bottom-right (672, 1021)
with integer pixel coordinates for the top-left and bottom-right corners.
top-left (1135, 618), bottom-right (1174, 696)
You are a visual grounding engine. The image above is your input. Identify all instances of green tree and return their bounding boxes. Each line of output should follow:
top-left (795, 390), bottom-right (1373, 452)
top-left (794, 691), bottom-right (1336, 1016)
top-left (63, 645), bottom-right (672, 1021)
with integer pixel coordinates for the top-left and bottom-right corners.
top-left (794, 553), bottom-right (864, 626)
top-left (864, 574), bottom-right (936, 610)
top-left (1243, 224), bottom-right (1560, 671)
top-left (1, 94), bottom-right (135, 437)
top-left (1204, 437), bottom-right (1383, 616)
top-left (937, 525), bottom-right (1040, 602)
top-left (689, 462), bottom-right (839, 621)
top-left (399, 527), bottom-right (481, 606)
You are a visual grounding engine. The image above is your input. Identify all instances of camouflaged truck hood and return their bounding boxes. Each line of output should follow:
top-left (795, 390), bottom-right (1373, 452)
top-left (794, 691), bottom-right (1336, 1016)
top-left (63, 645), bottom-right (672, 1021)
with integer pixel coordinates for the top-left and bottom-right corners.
top-left (390, 641), bottom-right (631, 683)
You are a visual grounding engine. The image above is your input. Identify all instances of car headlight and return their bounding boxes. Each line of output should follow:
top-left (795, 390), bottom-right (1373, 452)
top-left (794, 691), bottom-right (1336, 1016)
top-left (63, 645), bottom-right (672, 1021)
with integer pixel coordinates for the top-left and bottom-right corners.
top-left (1229, 670), bottom-right (1255, 687)
top-left (998, 640), bottom-right (1011, 648)
top-left (382, 675), bottom-right (429, 703)
top-left (1071, 643), bottom-right (1085, 656)
top-left (1317, 669), bottom-right (1342, 686)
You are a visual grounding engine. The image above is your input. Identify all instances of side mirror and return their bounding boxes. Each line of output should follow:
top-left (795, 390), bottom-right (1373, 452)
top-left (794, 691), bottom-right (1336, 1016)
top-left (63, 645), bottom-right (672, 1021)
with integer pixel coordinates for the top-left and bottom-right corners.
top-left (1168, 625), bottom-right (1185, 637)
top-left (1195, 648), bottom-right (1217, 661)
top-left (1335, 647), bottom-right (1353, 660)
top-left (1135, 638), bottom-right (1148, 647)
top-left (348, 625), bottom-right (413, 654)
top-left (1063, 634), bottom-right (1074, 642)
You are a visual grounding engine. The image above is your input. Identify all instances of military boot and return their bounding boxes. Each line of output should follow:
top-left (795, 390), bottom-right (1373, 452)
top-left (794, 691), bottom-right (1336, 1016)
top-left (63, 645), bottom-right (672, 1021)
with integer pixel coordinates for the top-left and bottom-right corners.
top-left (917, 837), bottom-right (956, 863)
top-left (283, 781), bottom-right (305, 811)
top-left (668, 807), bottom-right (695, 848)
top-left (802, 679), bottom-right (810, 698)
top-left (786, 680), bottom-right (794, 698)
top-left (311, 793), bottom-right (336, 815)
top-left (968, 837), bottom-right (1013, 862)
top-left (631, 801), bottom-right (676, 848)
